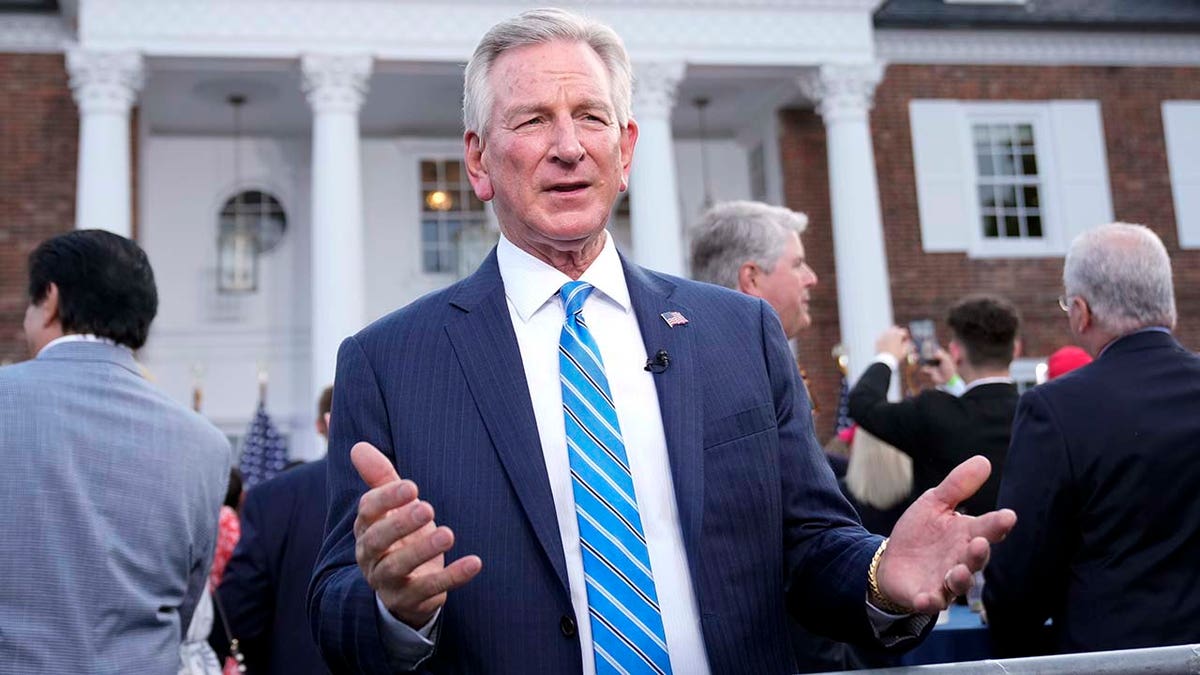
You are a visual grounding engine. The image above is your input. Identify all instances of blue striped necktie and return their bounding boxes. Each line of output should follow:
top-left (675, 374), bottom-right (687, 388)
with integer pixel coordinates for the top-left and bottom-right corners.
top-left (558, 281), bottom-right (672, 675)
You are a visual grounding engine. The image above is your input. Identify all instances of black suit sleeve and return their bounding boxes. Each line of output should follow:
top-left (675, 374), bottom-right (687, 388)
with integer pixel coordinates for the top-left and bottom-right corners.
top-left (984, 388), bottom-right (1074, 657)
top-left (847, 361), bottom-right (926, 455)
top-left (217, 485), bottom-right (277, 668)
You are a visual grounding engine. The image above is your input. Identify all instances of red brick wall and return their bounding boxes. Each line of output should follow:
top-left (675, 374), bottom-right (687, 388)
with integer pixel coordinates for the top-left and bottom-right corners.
top-left (781, 64), bottom-right (1200, 443)
top-left (0, 53), bottom-right (77, 363)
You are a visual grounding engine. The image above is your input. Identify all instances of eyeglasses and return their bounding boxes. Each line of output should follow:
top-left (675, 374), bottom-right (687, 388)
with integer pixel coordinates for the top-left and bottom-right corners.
top-left (1058, 295), bottom-right (1075, 313)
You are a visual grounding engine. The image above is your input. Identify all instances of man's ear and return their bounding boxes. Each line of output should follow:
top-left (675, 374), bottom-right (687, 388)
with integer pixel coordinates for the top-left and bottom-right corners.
top-left (464, 130), bottom-right (494, 201)
top-left (948, 339), bottom-right (964, 365)
top-left (1073, 297), bottom-right (1093, 335)
top-left (39, 283), bottom-right (61, 329)
top-left (618, 118), bottom-right (639, 192)
top-left (737, 261), bottom-right (761, 297)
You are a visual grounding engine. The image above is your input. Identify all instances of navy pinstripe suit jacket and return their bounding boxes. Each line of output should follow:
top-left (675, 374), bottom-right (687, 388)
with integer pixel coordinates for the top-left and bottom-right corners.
top-left (310, 251), bottom-right (886, 674)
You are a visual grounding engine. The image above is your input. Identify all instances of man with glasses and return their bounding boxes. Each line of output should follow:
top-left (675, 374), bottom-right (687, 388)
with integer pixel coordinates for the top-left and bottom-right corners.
top-left (986, 222), bottom-right (1200, 657)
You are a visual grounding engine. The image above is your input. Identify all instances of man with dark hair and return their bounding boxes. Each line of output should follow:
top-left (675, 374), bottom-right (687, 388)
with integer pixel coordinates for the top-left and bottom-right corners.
top-left (0, 229), bottom-right (231, 672)
top-left (848, 295), bottom-right (1021, 515)
top-left (216, 384), bottom-right (333, 675)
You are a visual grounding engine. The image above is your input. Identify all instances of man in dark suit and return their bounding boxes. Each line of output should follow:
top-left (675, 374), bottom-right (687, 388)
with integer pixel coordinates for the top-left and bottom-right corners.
top-left (308, 9), bottom-right (1016, 674)
top-left (216, 386), bottom-right (333, 674)
top-left (848, 295), bottom-right (1021, 516)
top-left (986, 222), bottom-right (1200, 656)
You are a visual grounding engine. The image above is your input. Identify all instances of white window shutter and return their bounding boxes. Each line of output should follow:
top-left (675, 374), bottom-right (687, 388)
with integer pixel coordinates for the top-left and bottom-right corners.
top-left (1163, 101), bottom-right (1200, 249)
top-left (909, 100), bottom-right (970, 252)
top-left (1047, 101), bottom-right (1113, 248)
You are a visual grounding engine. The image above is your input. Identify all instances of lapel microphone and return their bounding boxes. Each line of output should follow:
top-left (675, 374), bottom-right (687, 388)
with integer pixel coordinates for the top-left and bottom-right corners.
top-left (644, 349), bottom-right (670, 374)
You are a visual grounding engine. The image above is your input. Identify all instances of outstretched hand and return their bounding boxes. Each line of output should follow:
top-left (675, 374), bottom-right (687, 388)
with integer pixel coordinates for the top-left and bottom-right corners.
top-left (351, 442), bottom-right (482, 628)
top-left (877, 455), bottom-right (1016, 614)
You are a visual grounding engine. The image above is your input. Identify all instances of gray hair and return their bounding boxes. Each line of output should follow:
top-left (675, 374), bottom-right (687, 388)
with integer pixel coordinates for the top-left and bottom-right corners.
top-left (462, 7), bottom-right (633, 138)
top-left (1064, 222), bottom-right (1177, 334)
top-left (690, 200), bottom-right (809, 290)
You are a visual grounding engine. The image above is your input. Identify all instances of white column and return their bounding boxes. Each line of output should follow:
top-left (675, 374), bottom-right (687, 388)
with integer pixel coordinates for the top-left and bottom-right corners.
top-left (629, 61), bottom-right (685, 276)
top-left (301, 53), bottom-right (372, 409)
top-left (67, 49), bottom-right (143, 237)
top-left (798, 63), bottom-right (893, 383)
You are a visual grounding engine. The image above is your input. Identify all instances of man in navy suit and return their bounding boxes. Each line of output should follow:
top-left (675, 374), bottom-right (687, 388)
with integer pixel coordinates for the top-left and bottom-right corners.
top-left (216, 386), bottom-right (333, 674)
top-left (986, 222), bottom-right (1200, 656)
top-left (309, 9), bottom-right (1016, 674)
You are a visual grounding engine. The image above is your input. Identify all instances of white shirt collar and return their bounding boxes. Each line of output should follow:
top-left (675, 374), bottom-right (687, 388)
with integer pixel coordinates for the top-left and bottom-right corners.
top-left (962, 375), bottom-right (1014, 393)
top-left (496, 231), bottom-right (631, 323)
top-left (38, 333), bottom-right (121, 357)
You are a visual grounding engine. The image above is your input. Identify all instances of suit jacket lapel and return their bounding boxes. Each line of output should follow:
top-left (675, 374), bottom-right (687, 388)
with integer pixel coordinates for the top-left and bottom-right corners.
top-left (624, 261), bottom-right (704, 558)
top-left (444, 251), bottom-right (570, 592)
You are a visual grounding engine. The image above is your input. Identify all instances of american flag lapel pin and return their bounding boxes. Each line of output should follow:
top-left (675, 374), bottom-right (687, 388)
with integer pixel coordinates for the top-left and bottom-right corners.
top-left (660, 311), bottom-right (689, 328)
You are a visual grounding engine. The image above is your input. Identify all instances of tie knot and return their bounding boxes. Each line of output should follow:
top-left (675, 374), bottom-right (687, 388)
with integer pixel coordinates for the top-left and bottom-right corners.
top-left (560, 281), bottom-right (594, 318)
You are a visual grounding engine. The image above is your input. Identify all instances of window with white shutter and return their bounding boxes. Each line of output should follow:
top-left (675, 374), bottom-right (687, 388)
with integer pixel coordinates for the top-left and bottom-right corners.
top-left (1163, 101), bottom-right (1200, 249)
top-left (909, 99), bottom-right (1113, 258)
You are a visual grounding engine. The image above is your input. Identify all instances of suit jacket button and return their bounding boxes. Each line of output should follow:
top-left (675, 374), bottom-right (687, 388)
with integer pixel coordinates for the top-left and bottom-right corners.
top-left (560, 615), bottom-right (577, 638)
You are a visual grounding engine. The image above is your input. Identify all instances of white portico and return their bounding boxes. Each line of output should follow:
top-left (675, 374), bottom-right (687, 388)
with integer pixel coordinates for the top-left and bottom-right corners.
top-left (64, 0), bottom-right (892, 455)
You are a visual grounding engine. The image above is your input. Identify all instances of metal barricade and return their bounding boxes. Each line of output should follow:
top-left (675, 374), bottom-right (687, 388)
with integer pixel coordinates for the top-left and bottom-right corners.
top-left (828, 643), bottom-right (1200, 674)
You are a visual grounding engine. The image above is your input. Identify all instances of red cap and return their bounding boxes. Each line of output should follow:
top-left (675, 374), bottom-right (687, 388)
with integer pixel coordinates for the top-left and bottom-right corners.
top-left (1048, 346), bottom-right (1092, 380)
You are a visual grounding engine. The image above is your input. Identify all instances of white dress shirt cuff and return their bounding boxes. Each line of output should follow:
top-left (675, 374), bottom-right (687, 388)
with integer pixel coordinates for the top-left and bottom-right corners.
top-left (375, 594), bottom-right (440, 669)
top-left (873, 353), bottom-right (900, 373)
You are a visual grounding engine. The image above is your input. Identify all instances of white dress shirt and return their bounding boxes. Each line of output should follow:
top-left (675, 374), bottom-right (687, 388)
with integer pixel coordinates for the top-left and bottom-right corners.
top-left (497, 232), bottom-right (711, 675)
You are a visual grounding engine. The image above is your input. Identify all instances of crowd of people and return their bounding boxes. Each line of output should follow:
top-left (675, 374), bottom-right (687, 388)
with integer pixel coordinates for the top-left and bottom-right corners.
top-left (1, 7), bottom-right (1197, 675)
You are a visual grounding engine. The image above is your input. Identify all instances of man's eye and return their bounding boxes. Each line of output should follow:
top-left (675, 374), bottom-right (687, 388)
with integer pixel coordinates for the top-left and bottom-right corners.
top-left (519, 117), bottom-right (543, 128)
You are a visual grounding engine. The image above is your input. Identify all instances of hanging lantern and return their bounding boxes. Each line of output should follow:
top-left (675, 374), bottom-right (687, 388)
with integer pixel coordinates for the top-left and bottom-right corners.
top-left (217, 93), bottom-right (258, 294)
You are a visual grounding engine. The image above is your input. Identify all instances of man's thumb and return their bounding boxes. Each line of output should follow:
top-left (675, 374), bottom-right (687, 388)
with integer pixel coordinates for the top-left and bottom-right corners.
top-left (350, 441), bottom-right (400, 488)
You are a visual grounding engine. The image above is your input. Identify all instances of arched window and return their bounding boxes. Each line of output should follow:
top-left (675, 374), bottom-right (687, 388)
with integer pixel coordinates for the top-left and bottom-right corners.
top-left (217, 190), bottom-right (288, 293)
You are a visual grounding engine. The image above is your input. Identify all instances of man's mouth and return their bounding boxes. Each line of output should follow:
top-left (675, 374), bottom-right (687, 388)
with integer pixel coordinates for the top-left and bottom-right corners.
top-left (547, 182), bottom-right (590, 193)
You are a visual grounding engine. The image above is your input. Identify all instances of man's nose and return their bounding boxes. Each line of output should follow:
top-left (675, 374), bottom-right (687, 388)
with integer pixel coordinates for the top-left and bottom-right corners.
top-left (549, 119), bottom-right (585, 164)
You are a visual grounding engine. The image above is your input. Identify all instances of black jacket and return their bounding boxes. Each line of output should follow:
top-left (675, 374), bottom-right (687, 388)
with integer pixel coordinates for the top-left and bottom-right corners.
top-left (986, 330), bottom-right (1200, 656)
top-left (847, 361), bottom-right (1017, 515)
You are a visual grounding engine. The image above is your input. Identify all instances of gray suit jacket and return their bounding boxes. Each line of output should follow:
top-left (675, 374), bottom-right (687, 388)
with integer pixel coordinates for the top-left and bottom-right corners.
top-left (0, 341), bottom-right (231, 674)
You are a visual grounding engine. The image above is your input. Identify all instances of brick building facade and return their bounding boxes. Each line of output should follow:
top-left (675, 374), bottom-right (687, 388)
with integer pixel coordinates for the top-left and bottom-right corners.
top-left (789, 64), bottom-right (1200, 443)
top-left (1, 1), bottom-right (1197, 448)
top-left (0, 53), bottom-right (76, 363)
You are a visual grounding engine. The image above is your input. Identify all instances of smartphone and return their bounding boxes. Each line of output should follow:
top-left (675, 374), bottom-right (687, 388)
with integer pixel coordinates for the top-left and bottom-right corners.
top-left (907, 319), bottom-right (942, 366)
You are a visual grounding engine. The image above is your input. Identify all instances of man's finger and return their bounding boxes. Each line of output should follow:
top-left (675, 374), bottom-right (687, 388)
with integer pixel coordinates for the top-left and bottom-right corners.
top-left (969, 508), bottom-right (1017, 543)
top-left (945, 564), bottom-right (973, 596)
top-left (356, 480), bottom-right (420, 535)
top-left (931, 455), bottom-right (992, 508)
top-left (376, 554), bottom-right (484, 627)
top-left (352, 441), bottom-right (400, 488)
top-left (358, 500), bottom-right (437, 563)
top-left (397, 554), bottom-right (484, 600)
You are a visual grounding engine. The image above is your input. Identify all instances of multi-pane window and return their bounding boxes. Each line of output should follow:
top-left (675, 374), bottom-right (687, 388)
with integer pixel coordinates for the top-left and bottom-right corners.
top-left (972, 123), bottom-right (1043, 240)
top-left (420, 159), bottom-right (487, 273)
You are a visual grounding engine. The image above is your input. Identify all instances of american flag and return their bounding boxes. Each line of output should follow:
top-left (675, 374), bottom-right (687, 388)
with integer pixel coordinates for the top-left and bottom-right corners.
top-left (660, 311), bottom-right (689, 328)
top-left (835, 374), bottom-right (854, 433)
top-left (238, 401), bottom-right (289, 490)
